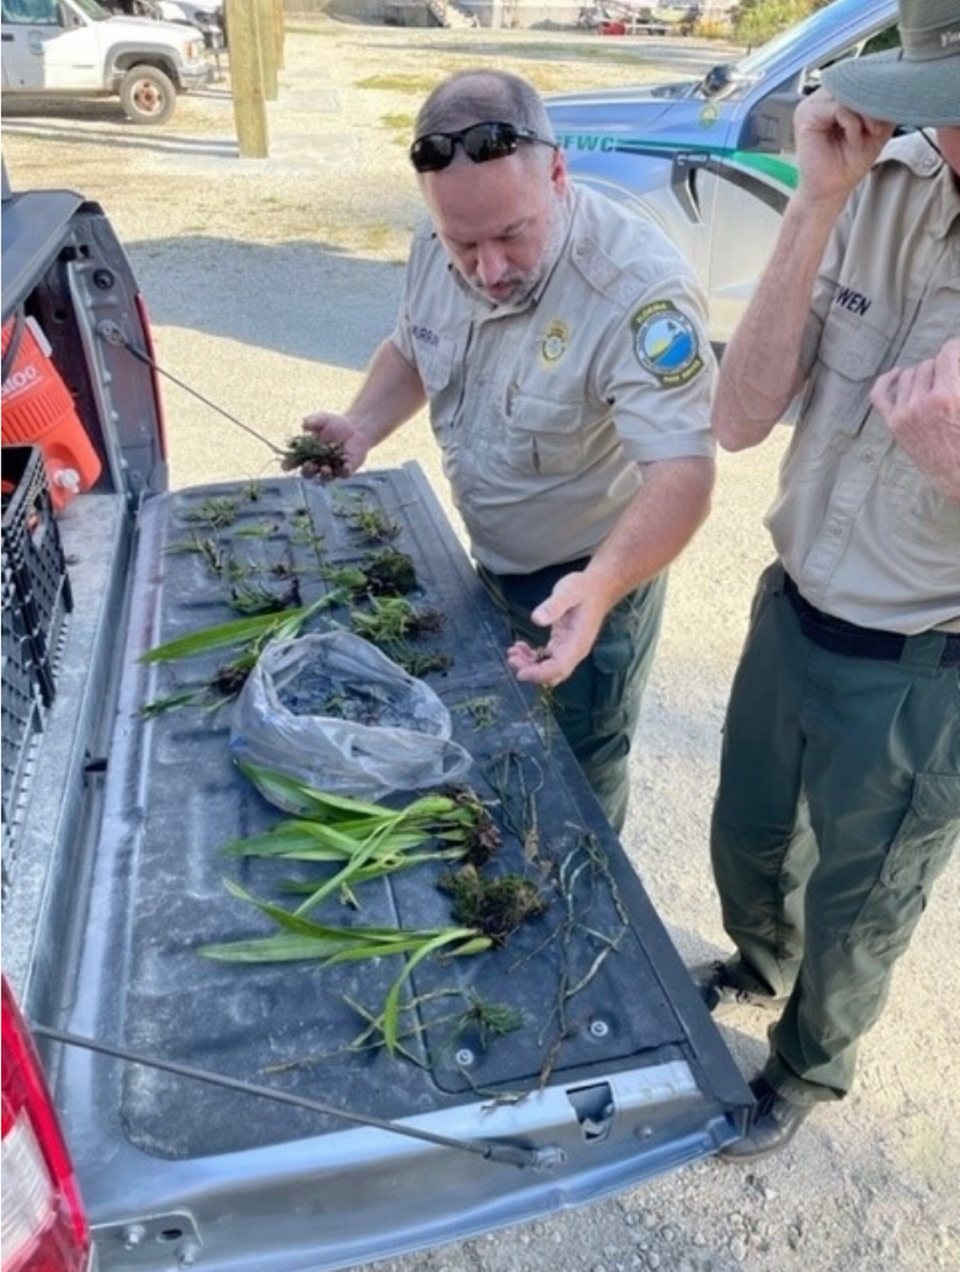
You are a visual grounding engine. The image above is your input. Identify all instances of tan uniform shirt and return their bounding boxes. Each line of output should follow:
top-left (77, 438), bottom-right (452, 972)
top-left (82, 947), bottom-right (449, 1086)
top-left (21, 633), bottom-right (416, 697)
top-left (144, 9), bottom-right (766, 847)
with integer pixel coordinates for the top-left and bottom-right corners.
top-left (391, 184), bottom-right (715, 574)
top-left (768, 132), bottom-right (960, 634)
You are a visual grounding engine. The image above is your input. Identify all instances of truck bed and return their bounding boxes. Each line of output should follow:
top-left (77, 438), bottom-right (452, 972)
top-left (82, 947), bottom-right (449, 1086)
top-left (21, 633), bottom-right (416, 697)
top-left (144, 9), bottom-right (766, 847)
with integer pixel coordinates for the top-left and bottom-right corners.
top-left (8, 462), bottom-right (751, 1272)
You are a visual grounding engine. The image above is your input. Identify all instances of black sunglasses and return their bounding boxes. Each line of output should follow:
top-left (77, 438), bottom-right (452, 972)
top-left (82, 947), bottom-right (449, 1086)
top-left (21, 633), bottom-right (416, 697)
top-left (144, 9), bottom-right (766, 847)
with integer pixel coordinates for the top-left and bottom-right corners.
top-left (409, 121), bottom-right (557, 173)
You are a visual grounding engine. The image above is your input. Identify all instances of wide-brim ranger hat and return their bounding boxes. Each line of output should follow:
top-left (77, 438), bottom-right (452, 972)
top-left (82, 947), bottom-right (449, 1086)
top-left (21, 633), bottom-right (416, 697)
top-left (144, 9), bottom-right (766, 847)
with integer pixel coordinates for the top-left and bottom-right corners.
top-left (821, 0), bottom-right (960, 127)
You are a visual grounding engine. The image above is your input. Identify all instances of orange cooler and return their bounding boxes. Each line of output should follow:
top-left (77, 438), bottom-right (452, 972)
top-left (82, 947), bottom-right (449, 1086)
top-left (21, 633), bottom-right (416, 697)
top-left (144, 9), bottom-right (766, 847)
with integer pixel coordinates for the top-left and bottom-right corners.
top-left (2, 314), bottom-right (102, 511)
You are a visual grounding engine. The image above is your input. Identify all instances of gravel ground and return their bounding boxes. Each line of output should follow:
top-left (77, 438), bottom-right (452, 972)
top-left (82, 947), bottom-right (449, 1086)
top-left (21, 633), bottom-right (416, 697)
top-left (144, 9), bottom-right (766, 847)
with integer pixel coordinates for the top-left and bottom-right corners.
top-left (3, 17), bottom-right (958, 1272)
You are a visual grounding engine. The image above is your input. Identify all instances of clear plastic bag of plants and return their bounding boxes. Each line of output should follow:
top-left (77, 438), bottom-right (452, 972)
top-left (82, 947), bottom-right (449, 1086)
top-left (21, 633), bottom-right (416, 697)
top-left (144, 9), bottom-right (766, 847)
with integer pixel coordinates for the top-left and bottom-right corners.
top-left (230, 631), bottom-right (473, 811)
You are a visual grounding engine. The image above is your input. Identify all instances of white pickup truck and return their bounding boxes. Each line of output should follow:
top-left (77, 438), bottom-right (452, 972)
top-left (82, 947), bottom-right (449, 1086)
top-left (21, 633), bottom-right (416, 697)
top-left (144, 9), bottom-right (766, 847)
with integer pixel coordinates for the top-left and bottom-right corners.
top-left (1, 0), bottom-right (211, 123)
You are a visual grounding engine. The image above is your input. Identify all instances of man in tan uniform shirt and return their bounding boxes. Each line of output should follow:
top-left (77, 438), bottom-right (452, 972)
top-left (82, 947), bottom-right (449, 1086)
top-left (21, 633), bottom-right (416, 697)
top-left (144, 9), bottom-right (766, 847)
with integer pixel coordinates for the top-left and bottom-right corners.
top-left (299, 69), bottom-right (716, 832)
top-left (696, 0), bottom-right (960, 1161)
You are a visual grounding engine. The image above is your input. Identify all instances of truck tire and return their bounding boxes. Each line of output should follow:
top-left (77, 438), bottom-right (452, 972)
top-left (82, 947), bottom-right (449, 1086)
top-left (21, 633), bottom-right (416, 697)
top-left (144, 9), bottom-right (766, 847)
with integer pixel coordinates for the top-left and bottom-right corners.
top-left (119, 65), bottom-right (177, 125)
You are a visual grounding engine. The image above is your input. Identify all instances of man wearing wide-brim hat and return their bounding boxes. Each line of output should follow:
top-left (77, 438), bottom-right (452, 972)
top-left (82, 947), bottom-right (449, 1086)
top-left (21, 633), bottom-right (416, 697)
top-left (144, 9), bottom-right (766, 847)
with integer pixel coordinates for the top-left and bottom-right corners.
top-left (693, 0), bottom-right (960, 1160)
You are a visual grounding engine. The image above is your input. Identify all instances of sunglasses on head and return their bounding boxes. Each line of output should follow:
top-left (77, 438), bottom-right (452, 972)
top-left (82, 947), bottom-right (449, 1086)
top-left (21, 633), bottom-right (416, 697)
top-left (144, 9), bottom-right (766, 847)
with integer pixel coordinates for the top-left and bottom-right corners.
top-left (409, 121), bottom-right (557, 173)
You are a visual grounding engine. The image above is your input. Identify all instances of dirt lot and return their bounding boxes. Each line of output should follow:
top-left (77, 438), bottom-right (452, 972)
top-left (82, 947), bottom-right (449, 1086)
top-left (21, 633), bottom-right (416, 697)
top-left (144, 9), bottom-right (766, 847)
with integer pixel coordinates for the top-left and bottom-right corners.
top-left (3, 16), bottom-right (958, 1272)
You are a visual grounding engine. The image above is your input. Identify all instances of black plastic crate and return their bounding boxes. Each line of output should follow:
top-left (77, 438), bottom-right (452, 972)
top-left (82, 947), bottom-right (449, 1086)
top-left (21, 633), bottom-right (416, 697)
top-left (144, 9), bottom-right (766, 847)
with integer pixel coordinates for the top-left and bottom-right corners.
top-left (1, 562), bottom-right (45, 883)
top-left (1, 446), bottom-right (73, 706)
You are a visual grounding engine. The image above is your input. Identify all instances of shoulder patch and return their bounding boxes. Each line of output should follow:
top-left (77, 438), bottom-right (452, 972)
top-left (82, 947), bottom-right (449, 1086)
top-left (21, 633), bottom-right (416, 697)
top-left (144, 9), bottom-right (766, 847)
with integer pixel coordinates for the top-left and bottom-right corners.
top-left (631, 300), bottom-right (704, 387)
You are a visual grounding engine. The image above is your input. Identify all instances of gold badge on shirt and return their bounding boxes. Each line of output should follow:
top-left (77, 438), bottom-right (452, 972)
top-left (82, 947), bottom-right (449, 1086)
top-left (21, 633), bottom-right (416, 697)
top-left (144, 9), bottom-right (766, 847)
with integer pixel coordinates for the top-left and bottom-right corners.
top-left (540, 319), bottom-right (570, 365)
top-left (631, 300), bottom-right (704, 387)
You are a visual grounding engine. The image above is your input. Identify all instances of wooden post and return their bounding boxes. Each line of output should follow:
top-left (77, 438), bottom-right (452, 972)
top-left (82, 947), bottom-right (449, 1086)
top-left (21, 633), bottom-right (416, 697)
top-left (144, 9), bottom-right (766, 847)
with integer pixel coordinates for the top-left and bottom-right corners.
top-left (273, 0), bottom-right (285, 70)
top-left (225, 0), bottom-right (269, 158)
top-left (257, 0), bottom-right (278, 102)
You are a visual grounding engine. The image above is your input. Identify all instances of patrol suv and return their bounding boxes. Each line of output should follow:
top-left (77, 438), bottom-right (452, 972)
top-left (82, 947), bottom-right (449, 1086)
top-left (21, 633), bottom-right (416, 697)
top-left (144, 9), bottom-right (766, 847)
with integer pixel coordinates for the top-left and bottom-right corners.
top-left (545, 0), bottom-right (900, 346)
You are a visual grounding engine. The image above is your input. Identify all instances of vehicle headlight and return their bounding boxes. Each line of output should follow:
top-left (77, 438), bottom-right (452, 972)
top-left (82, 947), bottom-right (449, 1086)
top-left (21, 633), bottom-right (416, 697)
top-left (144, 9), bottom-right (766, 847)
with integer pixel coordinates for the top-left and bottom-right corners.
top-left (185, 37), bottom-right (204, 60)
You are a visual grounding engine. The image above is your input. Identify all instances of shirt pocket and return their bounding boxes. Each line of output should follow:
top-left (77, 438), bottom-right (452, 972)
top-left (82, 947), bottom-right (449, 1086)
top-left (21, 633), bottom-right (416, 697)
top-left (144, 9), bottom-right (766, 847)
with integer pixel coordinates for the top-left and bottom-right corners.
top-left (504, 390), bottom-right (585, 477)
top-left (807, 304), bottom-right (899, 438)
top-left (886, 450), bottom-right (960, 545)
top-left (418, 335), bottom-right (462, 453)
top-left (415, 333), bottom-right (458, 401)
top-left (780, 308), bottom-right (899, 489)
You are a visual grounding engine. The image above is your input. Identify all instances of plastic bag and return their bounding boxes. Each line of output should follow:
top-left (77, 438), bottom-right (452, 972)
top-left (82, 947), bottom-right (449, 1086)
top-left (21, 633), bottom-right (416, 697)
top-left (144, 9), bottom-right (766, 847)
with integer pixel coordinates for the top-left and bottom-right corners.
top-left (229, 631), bottom-right (473, 812)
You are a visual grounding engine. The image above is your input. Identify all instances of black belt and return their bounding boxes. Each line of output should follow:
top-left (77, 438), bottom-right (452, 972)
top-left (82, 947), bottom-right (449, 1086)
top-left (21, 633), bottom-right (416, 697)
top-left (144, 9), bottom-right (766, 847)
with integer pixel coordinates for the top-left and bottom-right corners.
top-left (495, 556), bottom-right (592, 587)
top-left (783, 574), bottom-right (960, 668)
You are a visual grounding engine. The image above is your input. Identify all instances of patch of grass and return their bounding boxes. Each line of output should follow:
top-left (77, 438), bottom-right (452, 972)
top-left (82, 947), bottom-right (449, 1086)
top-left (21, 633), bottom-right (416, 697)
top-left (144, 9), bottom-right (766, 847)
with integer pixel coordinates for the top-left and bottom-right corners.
top-left (287, 22), bottom-right (347, 37)
top-left (362, 224), bottom-right (396, 253)
top-left (382, 111), bottom-right (415, 131)
top-left (382, 111), bottom-right (416, 149)
top-left (356, 73), bottom-right (437, 94)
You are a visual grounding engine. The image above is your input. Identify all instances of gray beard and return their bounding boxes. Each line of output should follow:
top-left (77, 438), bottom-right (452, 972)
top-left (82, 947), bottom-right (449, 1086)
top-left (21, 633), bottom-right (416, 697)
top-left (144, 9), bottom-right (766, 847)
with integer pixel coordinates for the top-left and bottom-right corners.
top-left (467, 198), bottom-right (567, 308)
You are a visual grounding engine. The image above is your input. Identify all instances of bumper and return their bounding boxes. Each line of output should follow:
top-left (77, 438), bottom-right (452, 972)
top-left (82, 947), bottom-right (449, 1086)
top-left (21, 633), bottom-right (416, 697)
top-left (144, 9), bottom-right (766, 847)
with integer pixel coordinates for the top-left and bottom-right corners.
top-left (179, 61), bottom-right (214, 90)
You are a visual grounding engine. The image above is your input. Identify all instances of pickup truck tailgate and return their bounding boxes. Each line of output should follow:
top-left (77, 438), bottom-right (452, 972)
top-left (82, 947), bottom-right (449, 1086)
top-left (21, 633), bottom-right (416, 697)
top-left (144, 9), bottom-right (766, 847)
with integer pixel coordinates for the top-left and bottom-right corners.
top-left (15, 462), bottom-right (751, 1272)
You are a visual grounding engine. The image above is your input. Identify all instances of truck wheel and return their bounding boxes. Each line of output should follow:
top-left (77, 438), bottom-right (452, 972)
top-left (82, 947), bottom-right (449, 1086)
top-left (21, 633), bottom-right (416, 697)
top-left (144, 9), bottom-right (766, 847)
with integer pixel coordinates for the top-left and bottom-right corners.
top-left (119, 66), bottom-right (177, 125)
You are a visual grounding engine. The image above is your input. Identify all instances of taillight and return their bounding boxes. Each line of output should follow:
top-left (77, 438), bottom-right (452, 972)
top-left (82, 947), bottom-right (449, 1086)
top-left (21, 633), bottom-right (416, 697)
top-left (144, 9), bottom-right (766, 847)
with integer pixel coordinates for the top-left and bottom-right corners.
top-left (1, 976), bottom-right (91, 1272)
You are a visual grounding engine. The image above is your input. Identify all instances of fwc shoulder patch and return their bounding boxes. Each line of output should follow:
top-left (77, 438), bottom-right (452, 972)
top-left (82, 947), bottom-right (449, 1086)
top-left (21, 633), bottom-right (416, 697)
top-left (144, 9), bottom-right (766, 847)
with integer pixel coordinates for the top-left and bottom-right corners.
top-left (631, 300), bottom-right (704, 387)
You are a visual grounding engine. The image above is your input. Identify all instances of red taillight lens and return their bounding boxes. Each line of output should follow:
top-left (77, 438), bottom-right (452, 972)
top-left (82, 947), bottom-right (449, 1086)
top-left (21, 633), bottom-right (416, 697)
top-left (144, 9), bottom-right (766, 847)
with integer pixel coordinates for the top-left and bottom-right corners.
top-left (1, 976), bottom-right (91, 1272)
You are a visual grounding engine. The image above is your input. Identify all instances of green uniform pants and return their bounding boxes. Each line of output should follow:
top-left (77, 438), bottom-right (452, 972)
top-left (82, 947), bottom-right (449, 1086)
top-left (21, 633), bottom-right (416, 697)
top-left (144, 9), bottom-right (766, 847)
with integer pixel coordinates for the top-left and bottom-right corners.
top-left (711, 563), bottom-right (960, 1105)
top-left (477, 561), bottom-right (666, 833)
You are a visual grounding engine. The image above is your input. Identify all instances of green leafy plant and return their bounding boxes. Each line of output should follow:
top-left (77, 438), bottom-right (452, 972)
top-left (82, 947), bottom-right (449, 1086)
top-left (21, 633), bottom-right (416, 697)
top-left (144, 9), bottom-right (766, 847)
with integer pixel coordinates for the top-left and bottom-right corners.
top-left (320, 548), bottom-right (418, 601)
top-left (360, 547), bottom-right (417, 596)
top-left (347, 595), bottom-right (450, 675)
top-left (346, 987), bottom-right (524, 1063)
top-left (204, 771), bottom-right (507, 1053)
top-left (454, 696), bottom-right (499, 730)
top-left (351, 595), bottom-right (444, 645)
top-left (439, 864), bottom-right (548, 945)
top-left (137, 594), bottom-right (343, 717)
top-left (333, 496), bottom-right (400, 543)
top-left (179, 496), bottom-right (241, 529)
top-left (202, 881), bottom-right (491, 1055)
top-left (140, 595), bottom-right (339, 667)
top-left (281, 435), bottom-right (349, 476)
top-left (228, 578), bottom-right (303, 616)
top-left (230, 766), bottom-right (502, 873)
top-left (221, 770), bottom-right (501, 906)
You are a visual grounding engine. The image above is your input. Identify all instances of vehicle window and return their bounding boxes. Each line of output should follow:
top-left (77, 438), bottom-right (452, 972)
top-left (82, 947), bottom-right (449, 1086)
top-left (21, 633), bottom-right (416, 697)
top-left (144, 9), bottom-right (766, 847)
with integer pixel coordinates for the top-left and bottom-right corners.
top-left (71, 0), bottom-right (113, 19)
top-left (1, 0), bottom-right (59, 23)
top-left (729, 0), bottom-right (901, 80)
top-left (735, 4), bottom-right (844, 77)
top-left (860, 25), bottom-right (902, 55)
top-left (803, 23), bottom-right (901, 94)
top-left (705, 15), bottom-right (903, 104)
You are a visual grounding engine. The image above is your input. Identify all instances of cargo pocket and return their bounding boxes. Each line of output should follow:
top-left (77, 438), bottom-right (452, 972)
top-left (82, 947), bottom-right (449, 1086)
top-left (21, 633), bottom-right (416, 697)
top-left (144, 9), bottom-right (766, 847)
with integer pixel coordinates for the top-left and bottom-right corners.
top-left (587, 581), bottom-right (663, 733)
top-left (880, 772), bottom-right (960, 892)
